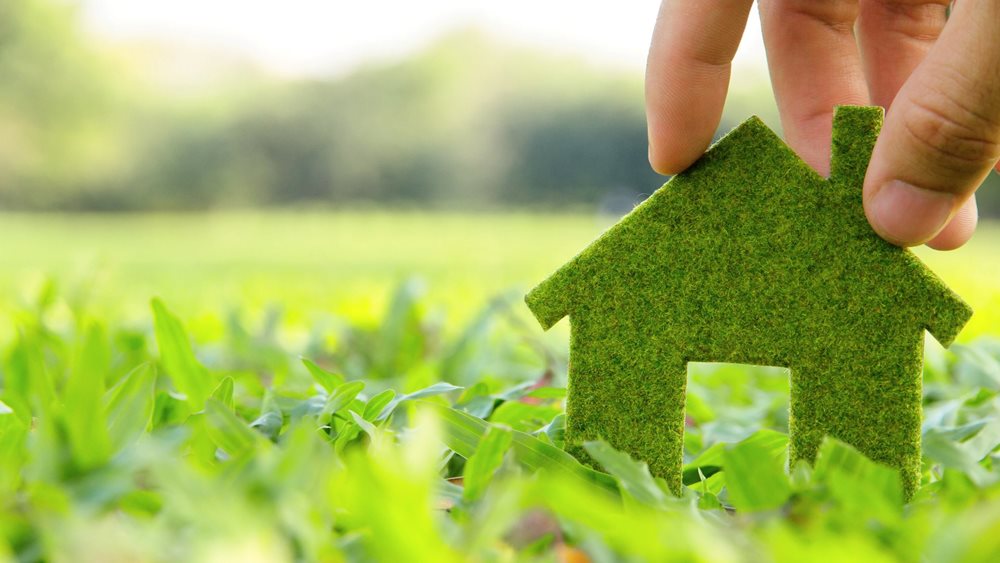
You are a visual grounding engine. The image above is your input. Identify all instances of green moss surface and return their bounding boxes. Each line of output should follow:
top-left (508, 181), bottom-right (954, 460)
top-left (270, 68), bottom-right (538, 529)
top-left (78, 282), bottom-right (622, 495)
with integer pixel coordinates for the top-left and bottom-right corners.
top-left (526, 106), bottom-right (972, 498)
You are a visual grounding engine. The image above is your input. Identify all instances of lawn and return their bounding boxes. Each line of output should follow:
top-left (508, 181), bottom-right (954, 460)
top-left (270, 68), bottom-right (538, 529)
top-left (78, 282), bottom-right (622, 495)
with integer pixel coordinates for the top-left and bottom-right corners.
top-left (0, 212), bottom-right (998, 561)
top-left (1, 212), bottom-right (997, 332)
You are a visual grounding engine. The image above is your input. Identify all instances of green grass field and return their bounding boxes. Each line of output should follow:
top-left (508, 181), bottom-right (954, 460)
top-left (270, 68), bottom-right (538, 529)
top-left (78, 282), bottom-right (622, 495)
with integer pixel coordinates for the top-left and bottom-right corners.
top-left (2, 212), bottom-right (997, 332)
top-left (0, 212), bottom-right (999, 561)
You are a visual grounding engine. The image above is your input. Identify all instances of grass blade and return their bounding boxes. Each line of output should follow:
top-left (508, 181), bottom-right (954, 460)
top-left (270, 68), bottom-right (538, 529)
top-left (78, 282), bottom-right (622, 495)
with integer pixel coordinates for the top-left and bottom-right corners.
top-left (204, 398), bottom-right (257, 457)
top-left (363, 389), bottom-right (396, 422)
top-left (323, 381), bottom-right (366, 421)
top-left (151, 298), bottom-right (213, 410)
top-left (301, 357), bottom-right (344, 393)
top-left (64, 322), bottom-right (111, 469)
top-left (428, 402), bottom-right (615, 490)
top-left (463, 425), bottom-right (513, 502)
top-left (105, 362), bottom-right (157, 451)
top-left (584, 440), bottom-right (669, 507)
top-left (349, 410), bottom-right (378, 442)
top-left (378, 382), bottom-right (463, 421)
top-left (211, 377), bottom-right (235, 412)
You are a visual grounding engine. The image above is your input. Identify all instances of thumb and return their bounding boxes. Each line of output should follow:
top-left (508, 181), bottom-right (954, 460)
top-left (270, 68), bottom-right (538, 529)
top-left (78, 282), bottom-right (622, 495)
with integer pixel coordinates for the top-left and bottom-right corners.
top-left (863, 0), bottom-right (1000, 248)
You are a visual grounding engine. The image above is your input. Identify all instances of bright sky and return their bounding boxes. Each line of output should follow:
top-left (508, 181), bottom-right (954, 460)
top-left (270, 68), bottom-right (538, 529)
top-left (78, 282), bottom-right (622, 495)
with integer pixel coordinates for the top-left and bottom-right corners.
top-left (80, 0), bottom-right (770, 77)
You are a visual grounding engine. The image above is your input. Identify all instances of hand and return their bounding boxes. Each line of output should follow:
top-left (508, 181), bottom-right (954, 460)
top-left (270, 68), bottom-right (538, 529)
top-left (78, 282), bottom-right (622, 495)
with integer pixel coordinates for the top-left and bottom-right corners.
top-left (645, 0), bottom-right (1000, 249)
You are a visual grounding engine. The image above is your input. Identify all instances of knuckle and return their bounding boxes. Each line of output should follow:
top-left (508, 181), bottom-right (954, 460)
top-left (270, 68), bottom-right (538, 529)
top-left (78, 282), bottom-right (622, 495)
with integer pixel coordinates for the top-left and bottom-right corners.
top-left (874, 0), bottom-right (949, 41)
top-left (773, 0), bottom-right (860, 33)
top-left (901, 88), bottom-right (1000, 173)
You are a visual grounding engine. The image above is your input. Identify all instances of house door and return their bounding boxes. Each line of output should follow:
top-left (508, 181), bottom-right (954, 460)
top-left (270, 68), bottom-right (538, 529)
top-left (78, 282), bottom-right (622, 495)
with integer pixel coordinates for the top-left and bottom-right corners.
top-left (684, 361), bottom-right (791, 448)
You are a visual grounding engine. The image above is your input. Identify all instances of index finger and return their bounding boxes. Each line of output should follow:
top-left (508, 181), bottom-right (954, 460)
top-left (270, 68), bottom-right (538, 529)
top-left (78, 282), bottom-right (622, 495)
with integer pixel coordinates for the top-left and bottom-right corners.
top-left (645, 0), bottom-right (754, 175)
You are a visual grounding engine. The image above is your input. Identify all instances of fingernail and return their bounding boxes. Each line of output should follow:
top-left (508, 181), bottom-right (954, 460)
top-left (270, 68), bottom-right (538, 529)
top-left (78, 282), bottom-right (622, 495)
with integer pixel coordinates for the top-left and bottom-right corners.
top-left (867, 180), bottom-right (955, 246)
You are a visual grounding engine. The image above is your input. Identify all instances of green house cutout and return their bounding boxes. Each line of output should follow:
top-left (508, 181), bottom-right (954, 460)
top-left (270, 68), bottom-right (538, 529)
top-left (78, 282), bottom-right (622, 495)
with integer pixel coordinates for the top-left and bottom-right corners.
top-left (525, 106), bottom-right (972, 498)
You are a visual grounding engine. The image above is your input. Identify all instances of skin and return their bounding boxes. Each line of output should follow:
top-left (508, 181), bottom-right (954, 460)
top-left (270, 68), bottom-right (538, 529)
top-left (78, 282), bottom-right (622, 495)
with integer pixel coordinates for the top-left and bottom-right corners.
top-left (645, 0), bottom-right (1000, 250)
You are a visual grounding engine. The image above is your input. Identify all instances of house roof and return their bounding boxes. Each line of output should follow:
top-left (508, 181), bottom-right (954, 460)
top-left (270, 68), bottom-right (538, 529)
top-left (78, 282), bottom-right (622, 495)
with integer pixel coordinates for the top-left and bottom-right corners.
top-left (525, 106), bottom-right (971, 349)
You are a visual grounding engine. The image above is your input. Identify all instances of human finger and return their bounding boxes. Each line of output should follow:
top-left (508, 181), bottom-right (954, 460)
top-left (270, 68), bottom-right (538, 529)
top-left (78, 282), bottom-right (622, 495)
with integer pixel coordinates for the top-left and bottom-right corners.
top-left (925, 195), bottom-right (978, 250)
top-left (856, 0), bottom-right (950, 109)
top-left (759, 0), bottom-right (870, 175)
top-left (645, 0), bottom-right (754, 175)
top-left (863, 0), bottom-right (1000, 247)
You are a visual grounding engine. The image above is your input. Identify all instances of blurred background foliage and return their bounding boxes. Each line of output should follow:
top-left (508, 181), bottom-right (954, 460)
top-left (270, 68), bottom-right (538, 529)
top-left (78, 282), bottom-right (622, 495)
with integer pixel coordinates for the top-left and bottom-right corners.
top-left (6, 0), bottom-right (997, 214)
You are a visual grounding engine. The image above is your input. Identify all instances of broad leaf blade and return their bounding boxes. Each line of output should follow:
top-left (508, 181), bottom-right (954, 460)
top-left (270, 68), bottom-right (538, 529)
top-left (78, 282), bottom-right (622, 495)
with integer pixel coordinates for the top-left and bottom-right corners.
top-left (683, 429), bottom-right (788, 486)
top-left (814, 437), bottom-right (904, 516)
top-left (722, 436), bottom-right (791, 511)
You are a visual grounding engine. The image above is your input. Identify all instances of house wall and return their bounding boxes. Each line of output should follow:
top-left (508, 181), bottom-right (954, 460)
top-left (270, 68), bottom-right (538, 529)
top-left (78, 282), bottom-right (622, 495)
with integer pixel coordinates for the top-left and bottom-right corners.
top-left (565, 310), bottom-right (688, 495)
top-left (565, 305), bottom-right (927, 498)
top-left (787, 327), bottom-right (926, 498)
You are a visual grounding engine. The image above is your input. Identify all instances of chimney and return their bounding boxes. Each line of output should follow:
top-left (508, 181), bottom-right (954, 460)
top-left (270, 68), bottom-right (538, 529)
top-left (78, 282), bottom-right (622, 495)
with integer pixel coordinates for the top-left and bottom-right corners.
top-left (829, 105), bottom-right (884, 189)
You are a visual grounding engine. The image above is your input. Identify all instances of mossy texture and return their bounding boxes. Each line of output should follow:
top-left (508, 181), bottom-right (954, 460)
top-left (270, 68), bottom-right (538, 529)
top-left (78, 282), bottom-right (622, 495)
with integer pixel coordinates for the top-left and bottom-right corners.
top-left (526, 106), bottom-right (971, 498)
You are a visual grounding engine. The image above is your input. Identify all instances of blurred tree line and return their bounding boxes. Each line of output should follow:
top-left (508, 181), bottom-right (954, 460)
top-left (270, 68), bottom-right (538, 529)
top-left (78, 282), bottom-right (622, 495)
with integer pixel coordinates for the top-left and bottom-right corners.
top-left (0, 0), bottom-right (129, 208)
top-left (2, 0), bottom-right (999, 215)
